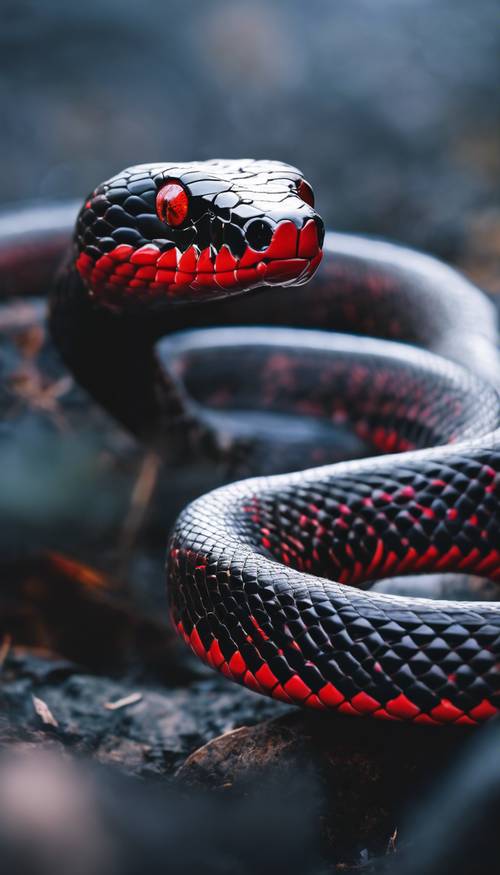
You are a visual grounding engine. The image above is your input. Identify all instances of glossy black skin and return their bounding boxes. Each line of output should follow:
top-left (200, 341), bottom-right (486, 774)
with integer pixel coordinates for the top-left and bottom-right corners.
top-left (50, 160), bottom-right (324, 460)
top-left (49, 227), bottom-right (498, 473)
top-left (77, 159), bottom-right (322, 267)
top-left (0, 163), bottom-right (499, 721)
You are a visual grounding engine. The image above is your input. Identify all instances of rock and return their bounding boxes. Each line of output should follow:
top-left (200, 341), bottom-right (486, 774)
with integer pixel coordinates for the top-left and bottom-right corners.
top-left (177, 709), bottom-right (473, 863)
top-left (0, 649), bottom-right (289, 777)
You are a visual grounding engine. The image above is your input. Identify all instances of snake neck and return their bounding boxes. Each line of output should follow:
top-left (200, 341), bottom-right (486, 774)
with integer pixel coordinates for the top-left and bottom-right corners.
top-left (49, 261), bottom-right (191, 445)
top-left (49, 234), bottom-right (500, 455)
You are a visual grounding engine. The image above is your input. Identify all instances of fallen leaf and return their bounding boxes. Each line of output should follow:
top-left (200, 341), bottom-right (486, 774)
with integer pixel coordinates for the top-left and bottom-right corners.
top-left (32, 695), bottom-right (59, 727)
top-left (104, 692), bottom-right (143, 711)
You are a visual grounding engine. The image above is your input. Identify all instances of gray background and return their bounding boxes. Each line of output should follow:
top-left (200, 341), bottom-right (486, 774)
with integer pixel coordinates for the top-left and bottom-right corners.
top-left (1, 0), bottom-right (499, 270)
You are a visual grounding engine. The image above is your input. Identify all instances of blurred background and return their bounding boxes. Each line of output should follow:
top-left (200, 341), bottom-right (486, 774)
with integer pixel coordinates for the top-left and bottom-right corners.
top-left (0, 3), bottom-right (499, 873)
top-left (1, 0), bottom-right (499, 284)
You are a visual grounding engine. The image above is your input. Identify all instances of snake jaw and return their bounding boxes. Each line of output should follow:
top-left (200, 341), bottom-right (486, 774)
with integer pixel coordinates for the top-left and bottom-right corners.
top-left (73, 160), bottom-right (324, 308)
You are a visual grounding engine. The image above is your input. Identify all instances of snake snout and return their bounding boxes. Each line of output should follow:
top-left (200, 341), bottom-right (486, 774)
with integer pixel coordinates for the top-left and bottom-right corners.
top-left (74, 159), bottom-right (324, 306)
top-left (242, 209), bottom-right (324, 287)
top-left (314, 215), bottom-right (325, 249)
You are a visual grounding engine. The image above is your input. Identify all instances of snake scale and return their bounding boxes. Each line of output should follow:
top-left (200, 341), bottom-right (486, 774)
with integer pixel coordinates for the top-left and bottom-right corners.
top-left (2, 159), bottom-right (499, 724)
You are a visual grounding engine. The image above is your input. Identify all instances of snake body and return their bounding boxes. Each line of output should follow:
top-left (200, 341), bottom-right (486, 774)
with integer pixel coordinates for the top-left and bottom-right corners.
top-left (2, 159), bottom-right (499, 724)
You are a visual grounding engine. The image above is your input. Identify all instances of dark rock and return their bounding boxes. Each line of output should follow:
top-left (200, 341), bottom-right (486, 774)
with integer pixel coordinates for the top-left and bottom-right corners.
top-left (0, 649), bottom-right (289, 777)
top-left (177, 709), bottom-right (475, 864)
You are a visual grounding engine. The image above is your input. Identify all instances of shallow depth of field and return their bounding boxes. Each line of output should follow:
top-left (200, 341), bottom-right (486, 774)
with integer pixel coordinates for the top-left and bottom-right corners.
top-left (0, 2), bottom-right (499, 873)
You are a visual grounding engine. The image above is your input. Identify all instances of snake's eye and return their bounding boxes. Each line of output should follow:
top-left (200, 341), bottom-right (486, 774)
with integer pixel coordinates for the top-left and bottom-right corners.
top-left (156, 180), bottom-right (189, 227)
top-left (296, 179), bottom-right (315, 208)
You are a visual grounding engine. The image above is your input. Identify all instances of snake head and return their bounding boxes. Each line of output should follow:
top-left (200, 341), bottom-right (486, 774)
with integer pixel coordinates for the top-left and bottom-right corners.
top-left (74, 159), bottom-right (324, 309)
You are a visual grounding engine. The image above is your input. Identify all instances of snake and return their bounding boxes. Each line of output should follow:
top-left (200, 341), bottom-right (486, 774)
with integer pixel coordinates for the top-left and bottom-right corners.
top-left (2, 159), bottom-right (499, 725)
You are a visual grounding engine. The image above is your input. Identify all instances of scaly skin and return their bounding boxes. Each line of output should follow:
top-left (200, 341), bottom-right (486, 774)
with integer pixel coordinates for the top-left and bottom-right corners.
top-left (1, 159), bottom-right (498, 723)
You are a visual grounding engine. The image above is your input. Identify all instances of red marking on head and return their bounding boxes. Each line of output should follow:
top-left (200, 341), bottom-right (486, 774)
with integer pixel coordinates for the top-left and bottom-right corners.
top-left (266, 220), bottom-right (298, 258)
top-left (110, 244), bottom-right (134, 261)
top-left (296, 179), bottom-right (315, 207)
top-left (76, 215), bottom-right (322, 306)
top-left (131, 244), bottom-right (161, 265)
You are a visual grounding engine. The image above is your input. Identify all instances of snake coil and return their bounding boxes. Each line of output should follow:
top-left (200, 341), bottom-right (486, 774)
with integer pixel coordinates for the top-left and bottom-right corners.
top-left (2, 159), bottom-right (499, 724)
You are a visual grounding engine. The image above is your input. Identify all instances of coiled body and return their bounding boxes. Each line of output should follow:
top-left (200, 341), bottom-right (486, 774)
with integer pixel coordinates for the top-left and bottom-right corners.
top-left (1, 159), bottom-right (499, 724)
top-left (166, 237), bottom-right (500, 725)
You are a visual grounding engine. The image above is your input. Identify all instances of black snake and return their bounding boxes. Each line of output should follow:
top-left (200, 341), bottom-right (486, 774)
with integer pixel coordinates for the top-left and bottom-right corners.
top-left (2, 159), bottom-right (499, 724)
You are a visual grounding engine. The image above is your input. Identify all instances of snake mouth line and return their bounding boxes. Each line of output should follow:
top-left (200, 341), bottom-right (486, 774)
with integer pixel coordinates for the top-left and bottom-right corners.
top-left (75, 218), bottom-right (323, 305)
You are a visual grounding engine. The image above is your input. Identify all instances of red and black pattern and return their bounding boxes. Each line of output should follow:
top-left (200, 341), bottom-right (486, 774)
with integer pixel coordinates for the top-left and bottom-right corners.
top-left (74, 160), bottom-right (323, 308)
top-left (44, 160), bottom-right (500, 723)
top-left (169, 433), bottom-right (500, 724)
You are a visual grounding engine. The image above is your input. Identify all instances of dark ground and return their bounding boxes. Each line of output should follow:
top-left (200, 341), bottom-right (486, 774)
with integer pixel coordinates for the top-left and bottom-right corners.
top-left (0, 2), bottom-right (499, 873)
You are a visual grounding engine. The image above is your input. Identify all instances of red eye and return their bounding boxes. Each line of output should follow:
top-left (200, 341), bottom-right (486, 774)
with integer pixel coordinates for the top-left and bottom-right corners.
top-left (156, 180), bottom-right (189, 227)
top-left (296, 179), bottom-right (315, 208)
